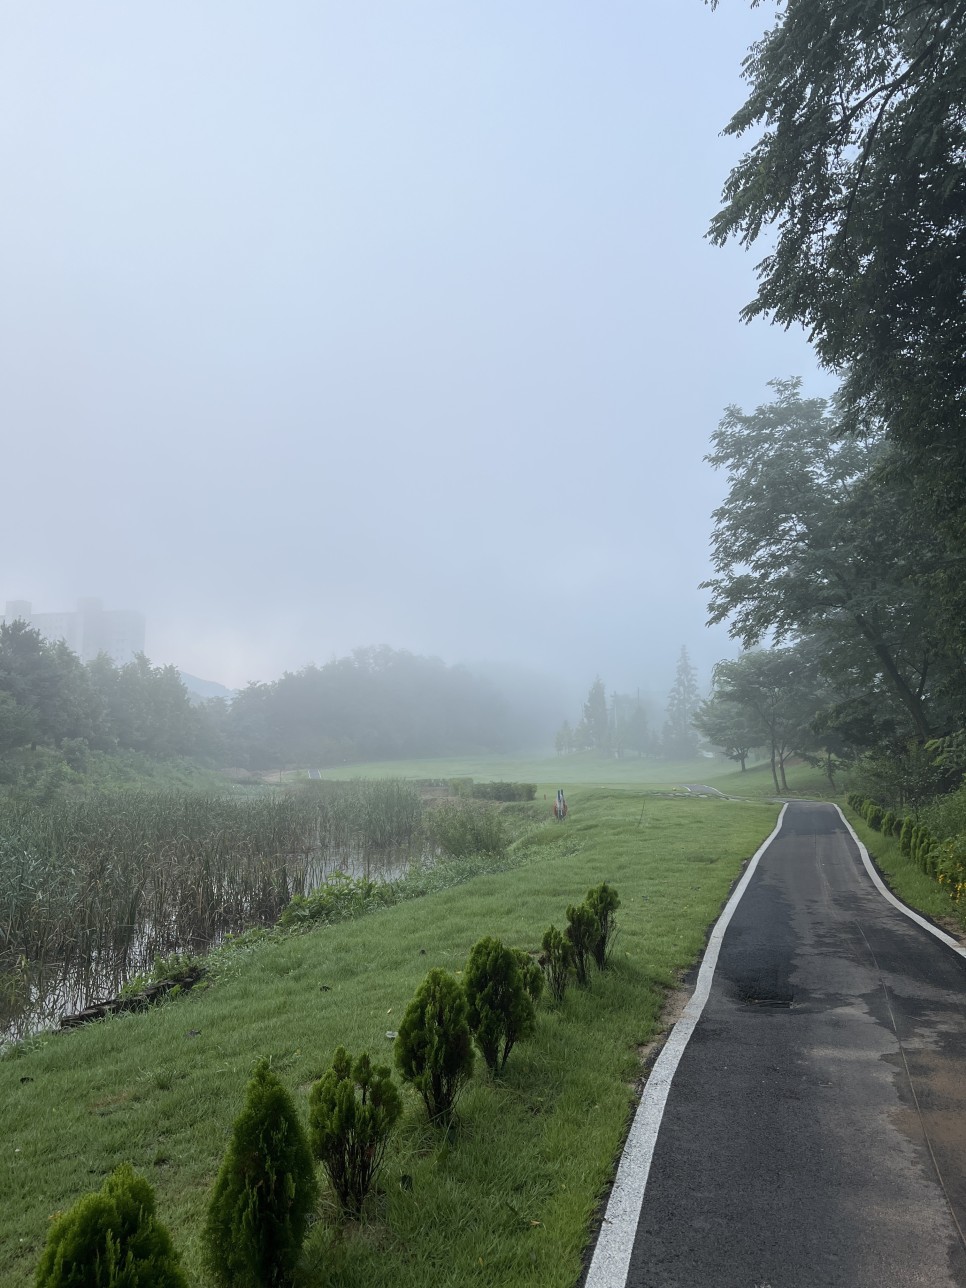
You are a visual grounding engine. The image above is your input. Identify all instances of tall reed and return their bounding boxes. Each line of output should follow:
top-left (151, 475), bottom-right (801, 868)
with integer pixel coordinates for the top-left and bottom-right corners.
top-left (0, 781), bottom-right (424, 1041)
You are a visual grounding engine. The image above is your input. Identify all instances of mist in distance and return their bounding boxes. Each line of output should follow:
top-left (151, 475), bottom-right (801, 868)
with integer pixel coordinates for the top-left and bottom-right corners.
top-left (0, 3), bottom-right (832, 725)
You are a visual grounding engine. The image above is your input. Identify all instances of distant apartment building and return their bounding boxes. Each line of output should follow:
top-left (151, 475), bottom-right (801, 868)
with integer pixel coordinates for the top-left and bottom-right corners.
top-left (2, 598), bottom-right (146, 666)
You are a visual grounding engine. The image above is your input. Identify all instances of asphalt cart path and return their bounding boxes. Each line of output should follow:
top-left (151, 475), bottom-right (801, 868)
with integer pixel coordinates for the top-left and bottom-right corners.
top-left (587, 802), bottom-right (966, 1288)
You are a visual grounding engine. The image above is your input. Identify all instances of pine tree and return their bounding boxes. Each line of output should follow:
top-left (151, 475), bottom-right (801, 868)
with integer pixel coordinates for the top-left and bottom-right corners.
top-left (582, 677), bottom-right (610, 756)
top-left (202, 1061), bottom-right (318, 1288)
top-left (663, 646), bottom-right (701, 761)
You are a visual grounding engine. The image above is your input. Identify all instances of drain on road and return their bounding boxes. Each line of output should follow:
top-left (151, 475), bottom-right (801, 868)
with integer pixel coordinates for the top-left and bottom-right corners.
top-left (735, 980), bottom-right (794, 1009)
top-left (744, 994), bottom-right (793, 1009)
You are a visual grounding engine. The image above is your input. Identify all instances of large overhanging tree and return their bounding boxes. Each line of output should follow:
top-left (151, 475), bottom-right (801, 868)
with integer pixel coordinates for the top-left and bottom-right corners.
top-left (703, 380), bottom-right (966, 740)
top-left (708, 1), bottom-right (966, 513)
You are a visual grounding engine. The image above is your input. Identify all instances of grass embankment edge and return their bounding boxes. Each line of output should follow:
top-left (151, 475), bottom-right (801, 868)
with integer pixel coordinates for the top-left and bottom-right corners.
top-left (2, 790), bottom-right (780, 1288)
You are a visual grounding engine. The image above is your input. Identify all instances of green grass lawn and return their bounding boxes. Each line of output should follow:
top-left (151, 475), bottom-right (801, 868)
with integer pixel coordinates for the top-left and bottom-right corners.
top-left (1, 788), bottom-right (779, 1288)
top-left (299, 750), bottom-right (728, 788)
top-left (308, 750), bottom-right (840, 801)
top-left (706, 758), bottom-right (840, 801)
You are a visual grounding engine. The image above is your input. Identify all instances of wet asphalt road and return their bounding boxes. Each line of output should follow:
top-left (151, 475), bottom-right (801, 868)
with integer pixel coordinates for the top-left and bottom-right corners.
top-left (625, 802), bottom-right (966, 1288)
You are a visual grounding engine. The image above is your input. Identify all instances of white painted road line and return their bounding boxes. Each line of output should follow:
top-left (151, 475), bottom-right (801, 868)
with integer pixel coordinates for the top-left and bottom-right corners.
top-left (583, 804), bottom-right (789, 1288)
top-left (834, 805), bottom-right (966, 961)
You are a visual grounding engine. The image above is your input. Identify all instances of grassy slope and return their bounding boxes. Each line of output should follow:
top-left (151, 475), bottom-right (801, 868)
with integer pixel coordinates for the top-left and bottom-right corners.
top-left (2, 787), bottom-right (779, 1288)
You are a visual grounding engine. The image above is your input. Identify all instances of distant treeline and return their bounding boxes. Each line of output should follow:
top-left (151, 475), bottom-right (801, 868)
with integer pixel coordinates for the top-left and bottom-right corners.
top-left (213, 647), bottom-right (512, 768)
top-left (0, 625), bottom-right (513, 775)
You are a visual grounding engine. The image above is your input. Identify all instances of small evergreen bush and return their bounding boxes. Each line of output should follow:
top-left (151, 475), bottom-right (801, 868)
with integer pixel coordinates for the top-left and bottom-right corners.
top-left (395, 967), bottom-right (474, 1124)
top-left (565, 903), bottom-right (597, 986)
top-left (512, 948), bottom-right (544, 1003)
top-left (585, 883), bottom-right (621, 970)
top-left (924, 837), bottom-right (937, 874)
top-left (882, 810), bottom-right (897, 836)
top-left (202, 1060), bottom-right (318, 1288)
top-left (309, 1047), bottom-right (401, 1219)
top-left (464, 936), bottom-right (536, 1074)
top-left (911, 825), bottom-right (923, 867)
top-left (899, 817), bottom-right (914, 857)
top-left (867, 805), bottom-right (883, 831)
top-left (540, 925), bottom-right (574, 1003)
top-left (35, 1163), bottom-right (187, 1288)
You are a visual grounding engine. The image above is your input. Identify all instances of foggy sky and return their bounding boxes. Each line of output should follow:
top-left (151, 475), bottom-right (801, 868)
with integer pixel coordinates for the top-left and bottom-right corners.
top-left (0, 2), bottom-right (832, 708)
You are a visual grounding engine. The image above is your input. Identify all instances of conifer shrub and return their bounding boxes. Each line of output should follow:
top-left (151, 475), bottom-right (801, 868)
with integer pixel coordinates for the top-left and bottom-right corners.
top-left (202, 1060), bottom-right (318, 1288)
top-left (586, 882), bottom-right (621, 969)
top-left (923, 838), bottom-right (939, 877)
top-left (867, 805), bottom-right (883, 831)
top-left (309, 1047), bottom-right (401, 1219)
top-left (565, 903), bottom-right (597, 986)
top-left (899, 817), bottom-right (914, 857)
top-left (35, 1163), bottom-right (187, 1288)
top-left (512, 948), bottom-right (544, 1004)
top-left (394, 967), bottom-right (474, 1125)
top-left (463, 936), bottom-right (536, 1074)
top-left (911, 825), bottom-right (923, 867)
top-left (540, 925), bottom-right (574, 1003)
top-left (882, 810), bottom-right (897, 836)
top-left (924, 837), bottom-right (937, 874)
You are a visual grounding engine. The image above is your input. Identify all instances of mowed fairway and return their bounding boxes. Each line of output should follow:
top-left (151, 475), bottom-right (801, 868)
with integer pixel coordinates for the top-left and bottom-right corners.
top-left (2, 782), bottom-right (779, 1288)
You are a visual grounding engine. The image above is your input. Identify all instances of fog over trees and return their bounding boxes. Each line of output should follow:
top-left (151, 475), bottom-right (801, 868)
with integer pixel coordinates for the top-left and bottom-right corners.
top-left (0, 627), bottom-right (555, 789)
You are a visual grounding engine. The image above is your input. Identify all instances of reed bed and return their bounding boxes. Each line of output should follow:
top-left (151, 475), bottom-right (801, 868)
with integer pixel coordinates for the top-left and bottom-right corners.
top-left (0, 780), bottom-right (425, 1042)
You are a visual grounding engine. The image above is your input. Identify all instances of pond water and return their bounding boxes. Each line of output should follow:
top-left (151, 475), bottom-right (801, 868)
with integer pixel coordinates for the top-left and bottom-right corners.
top-left (0, 844), bottom-right (418, 1049)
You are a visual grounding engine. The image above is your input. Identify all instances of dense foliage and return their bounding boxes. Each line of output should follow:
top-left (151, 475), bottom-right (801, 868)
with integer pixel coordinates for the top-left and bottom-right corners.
top-left (709, 0), bottom-right (966, 528)
top-left (0, 623), bottom-right (202, 766)
top-left (0, 629), bottom-right (525, 789)
top-left (35, 1163), bottom-right (187, 1288)
top-left (700, 382), bottom-right (966, 780)
top-left (216, 646), bottom-right (512, 768)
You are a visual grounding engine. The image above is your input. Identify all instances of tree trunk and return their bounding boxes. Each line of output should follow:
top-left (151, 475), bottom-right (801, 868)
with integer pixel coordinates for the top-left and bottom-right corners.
top-left (851, 611), bottom-right (933, 739)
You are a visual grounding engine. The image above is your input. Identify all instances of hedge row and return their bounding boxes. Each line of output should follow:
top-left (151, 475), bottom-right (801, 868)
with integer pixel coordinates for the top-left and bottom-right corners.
top-left (449, 778), bottom-right (538, 801)
top-left (846, 793), bottom-right (966, 902)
